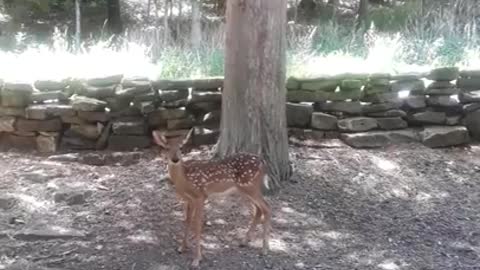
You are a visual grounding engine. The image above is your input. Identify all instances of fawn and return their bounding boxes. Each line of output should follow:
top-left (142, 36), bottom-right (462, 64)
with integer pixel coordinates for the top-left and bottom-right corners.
top-left (152, 129), bottom-right (271, 268)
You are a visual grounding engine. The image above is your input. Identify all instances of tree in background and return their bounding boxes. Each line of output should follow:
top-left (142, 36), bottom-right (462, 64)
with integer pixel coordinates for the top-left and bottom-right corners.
top-left (106, 0), bottom-right (123, 35)
top-left (215, 0), bottom-right (291, 191)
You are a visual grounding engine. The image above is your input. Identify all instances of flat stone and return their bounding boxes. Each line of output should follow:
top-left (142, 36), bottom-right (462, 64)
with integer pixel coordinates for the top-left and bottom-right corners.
top-left (425, 88), bottom-right (460, 95)
top-left (60, 133), bottom-right (97, 150)
top-left (134, 101), bottom-right (155, 114)
top-left (78, 111), bottom-right (111, 122)
top-left (368, 77), bottom-right (390, 86)
top-left (167, 116), bottom-right (195, 130)
top-left (54, 189), bottom-right (92, 205)
top-left (409, 111), bottom-right (446, 124)
top-left (362, 92), bottom-right (403, 104)
top-left (337, 117), bottom-right (377, 132)
top-left (420, 126), bottom-right (469, 148)
top-left (362, 102), bottom-right (401, 114)
top-left (404, 96), bottom-right (427, 109)
top-left (427, 67), bottom-right (459, 81)
top-left (16, 118), bottom-right (62, 132)
top-left (132, 93), bottom-right (158, 103)
top-left (329, 89), bottom-right (363, 101)
top-left (78, 84), bottom-right (117, 99)
top-left (192, 127), bottom-right (219, 145)
top-left (314, 101), bottom-right (363, 115)
top-left (0, 196), bottom-right (16, 210)
top-left (3, 82), bottom-right (34, 93)
top-left (465, 110), bottom-right (480, 140)
top-left (36, 134), bottom-right (60, 153)
top-left (87, 74), bottom-right (123, 87)
top-left (14, 130), bottom-right (36, 136)
top-left (187, 100), bottom-right (221, 113)
top-left (148, 108), bottom-right (189, 127)
top-left (122, 78), bottom-right (151, 88)
top-left (300, 79), bottom-right (338, 92)
top-left (459, 69), bottom-right (480, 77)
top-left (311, 112), bottom-right (338, 130)
top-left (367, 109), bottom-right (407, 118)
top-left (26, 104), bottom-right (75, 120)
top-left (457, 77), bottom-right (480, 91)
top-left (159, 89), bottom-right (189, 102)
top-left (427, 96), bottom-right (460, 107)
top-left (96, 121), bottom-right (112, 150)
top-left (70, 124), bottom-right (103, 139)
top-left (287, 90), bottom-right (330, 102)
top-left (153, 77), bottom-right (223, 91)
top-left (286, 77), bottom-right (300, 90)
top-left (0, 106), bottom-right (25, 117)
top-left (0, 116), bottom-right (16, 132)
top-left (463, 103), bottom-right (480, 113)
top-left (191, 91), bottom-right (222, 103)
top-left (34, 80), bottom-right (68, 91)
top-left (376, 117), bottom-right (408, 130)
top-left (115, 85), bottom-right (153, 98)
top-left (427, 81), bottom-right (456, 89)
top-left (391, 79), bottom-right (425, 92)
top-left (1, 88), bottom-right (32, 107)
top-left (459, 90), bottom-right (480, 103)
top-left (340, 129), bottom-right (420, 148)
top-left (71, 96), bottom-right (107, 112)
top-left (112, 118), bottom-right (146, 135)
top-left (108, 135), bottom-right (151, 150)
top-left (0, 134), bottom-right (37, 150)
top-left (31, 91), bottom-right (69, 102)
top-left (15, 227), bottom-right (87, 240)
top-left (47, 153), bottom-right (80, 163)
top-left (364, 85), bottom-right (390, 95)
top-left (163, 99), bottom-right (189, 108)
top-left (286, 103), bottom-right (313, 128)
top-left (446, 115), bottom-right (462, 126)
top-left (105, 96), bottom-right (132, 111)
top-left (340, 80), bottom-right (363, 91)
top-left (61, 115), bottom-right (87, 125)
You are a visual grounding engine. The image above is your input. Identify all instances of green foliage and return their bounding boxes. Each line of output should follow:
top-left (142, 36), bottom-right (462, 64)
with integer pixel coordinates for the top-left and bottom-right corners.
top-left (369, 2), bottom-right (418, 32)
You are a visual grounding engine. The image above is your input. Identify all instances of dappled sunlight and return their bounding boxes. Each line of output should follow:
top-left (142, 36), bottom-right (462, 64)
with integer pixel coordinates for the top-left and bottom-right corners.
top-left (370, 156), bottom-right (398, 171)
top-left (11, 192), bottom-right (53, 213)
top-left (127, 230), bottom-right (159, 244)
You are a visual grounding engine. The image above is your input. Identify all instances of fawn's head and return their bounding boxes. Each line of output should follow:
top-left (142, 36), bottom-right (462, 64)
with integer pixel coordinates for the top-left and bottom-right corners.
top-left (152, 129), bottom-right (193, 164)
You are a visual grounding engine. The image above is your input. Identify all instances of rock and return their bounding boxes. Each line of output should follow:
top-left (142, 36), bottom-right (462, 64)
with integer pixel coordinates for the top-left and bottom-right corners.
top-left (459, 69), bottom-right (480, 77)
top-left (77, 84), bottom-right (116, 99)
top-left (34, 80), bottom-right (68, 91)
top-left (167, 116), bottom-right (195, 130)
top-left (311, 112), bottom-right (338, 130)
top-left (368, 77), bottom-right (390, 87)
top-left (26, 104), bottom-right (75, 120)
top-left (115, 85), bottom-right (153, 98)
top-left (457, 77), bottom-right (480, 91)
top-left (31, 91), bottom-right (69, 102)
top-left (391, 79), bottom-right (425, 92)
top-left (77, 111), bottom-right (111, 122)
top-left (70, 124), bottom-right (103, 139)
top-left (463, 103), bottom-right (480, 113)
top-left (446, 115), bottom-right (462, 126)
top-left (314, 101), bottom-right (363, 115)
top-left (54, 190), bottom-right (92, 205)
top-left (362, 92), bottom-right (403, 104)
top-left (340, 129), bottom-right (419, 148)
top-left (163, 99), bottom-right (188, 108)
top-left (300, 79), bottom-right (338, 92)
top-left (132, 93), bottom-right (157, 103)
top-left (391, 72), bottom-right (425, 81)
top-left (3, 82), bottom-right (33, 92)
top-left (0, 116), bottom-right (16, 132)
top-left (287, 90), bottom-right (330, 102)
top-left (16, 118), bottom-right (62, 132)
top-left (153, 77), bottom-right (223, 91)
top-left (427, 67), bottom-right (460, 81)
top-left (0, 196), bottom-right (16, 210)
top-left (148, 108), bottom-right (189, 127)
top-left (134, 101), bottom-right (155, 114)
top-left (425, 88), bottom-right (460, 95)
top-left (159, 89), bottom-right (189, 102)
top-left (1, 86), bottom-right (33, 107)
top-left (409, 111), bottom-right (446, 124)
top-left (364, 85), bottom-right (390, 95)
top-left (96, 121), bottom-right (112, 150)
top-left (61, 115), bottom-right (86, 125)
top-left (192, 127), bottom-right (220, 145)
top-left (14, 130), bottom-right (36, 136)
top-left (427, 81), bottom-right (456, 89)
top-left (191, 91), bottom-right (222, 103)
top-left (105, 96), bottom-right (132, 111)
top-left (187, 100), bottom-right (221, 113)
top-left (108, 135), bottom-right (151, 150)
top-left (459, 90), bottom-right (480, 103)
top-left (71, 96), bottom-right (107, 111)
top-left (333, 73), bottom-right (369, 81)
top-left (286, 103), bottom-right (313, 128)
top-left (404, 96), bottom-right (427, 109)
top-left (0, 106), bottom-right (25, 117)
top-left (36, 134), bottom-right (60, 153)
top-left (367, 109), bottom-right (407, 118)
top-left (362, 102), bottom-right (401, 114)
top-left (112, 118), bottom-right (146, 135)
top-left (337, 117), bottom-right (377, 132)
top-left (47, 153), bottom-right (80, 162)
top-left (340, 80), bottom-right (363, 91)
top-left (87, 74), bottom-right (123, 87)
top-left (426, 96), bottom-right (460, 107)
top-left (376, 117), bottom-right (408, 130)
top-left (329, 89), bottom-right (363, 101)
top-left (60, 133), bottom-right (97, 150)
top-left (465, 110), bottom-right (480, 140)
top-left (0, 134), bottom-right (37, 150)
top-left (286, 77), bottom-right (300, 90)
top-left (15, 227), bottom-right (87, 240)
top-left (420, 126), bottom-right (469, 148)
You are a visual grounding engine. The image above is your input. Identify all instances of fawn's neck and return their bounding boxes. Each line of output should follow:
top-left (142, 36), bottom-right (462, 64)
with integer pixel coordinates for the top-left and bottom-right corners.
top-left (167, 159), bottom-right (188, 189)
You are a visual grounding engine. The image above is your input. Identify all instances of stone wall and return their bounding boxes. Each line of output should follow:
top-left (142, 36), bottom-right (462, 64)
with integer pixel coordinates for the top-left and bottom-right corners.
top-left (0, 67), bottom-right (479, 153)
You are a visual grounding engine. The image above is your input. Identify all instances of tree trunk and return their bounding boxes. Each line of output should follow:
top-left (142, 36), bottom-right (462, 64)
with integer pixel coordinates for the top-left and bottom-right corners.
top-left (75, 0), bottom-right (81, 53)
top-left (163, 0), bottom-right (170, 45)
top-left (106, 0), bottom-right (123, 35)
top-left (215, 0), bottom-right (291, 191)
top-left (191, 0), bottom-right (202, 48)
top-left (357, 0), bottom-right (369, 30)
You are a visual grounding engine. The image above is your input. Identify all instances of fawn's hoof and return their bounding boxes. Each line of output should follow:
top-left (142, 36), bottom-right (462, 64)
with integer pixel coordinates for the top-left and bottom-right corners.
top-left (190, 259), bottom-right (201, 269)
top-left (177, 245), bottom-right (186, 254)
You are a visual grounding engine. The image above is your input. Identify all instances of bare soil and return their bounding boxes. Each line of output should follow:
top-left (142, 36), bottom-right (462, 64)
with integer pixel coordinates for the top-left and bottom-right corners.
top-left (1, 140), bottom-right (480, 270)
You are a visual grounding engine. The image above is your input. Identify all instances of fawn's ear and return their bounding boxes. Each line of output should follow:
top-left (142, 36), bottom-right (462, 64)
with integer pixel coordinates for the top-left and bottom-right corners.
top-left (152, 130), bottom-right (168, 149)
top-left (181, 128), bottom-right (194, 147)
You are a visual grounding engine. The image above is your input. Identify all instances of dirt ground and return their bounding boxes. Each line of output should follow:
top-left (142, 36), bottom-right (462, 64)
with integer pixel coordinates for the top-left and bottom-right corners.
top-left (1, 140), bottom-right (480, 270)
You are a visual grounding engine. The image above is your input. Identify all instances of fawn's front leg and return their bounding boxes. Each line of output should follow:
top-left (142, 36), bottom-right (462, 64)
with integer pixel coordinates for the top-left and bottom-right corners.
top-left (191, 198), bottom-right (205, 268)
top-left (178, 200), bottom-right (193, 253)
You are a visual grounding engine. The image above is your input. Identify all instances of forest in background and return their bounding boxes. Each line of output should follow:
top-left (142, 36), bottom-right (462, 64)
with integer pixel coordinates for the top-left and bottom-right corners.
top-left (0, 0), bottom-right (479, 80)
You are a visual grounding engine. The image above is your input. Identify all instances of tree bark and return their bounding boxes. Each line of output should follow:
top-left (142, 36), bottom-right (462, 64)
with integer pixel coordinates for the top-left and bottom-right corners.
top-left (75, 0), bottom-right (81, 53)
top-left (163, 0), bottom-right (170, 45)
top-left (215, 0), bottom-right (291, 191)
top-left (191, 0), bottom-right (202, 48)
top-left (357, 0), bottom-right (369, 30)
top-left (106, 0), bottom-right (123, 35)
